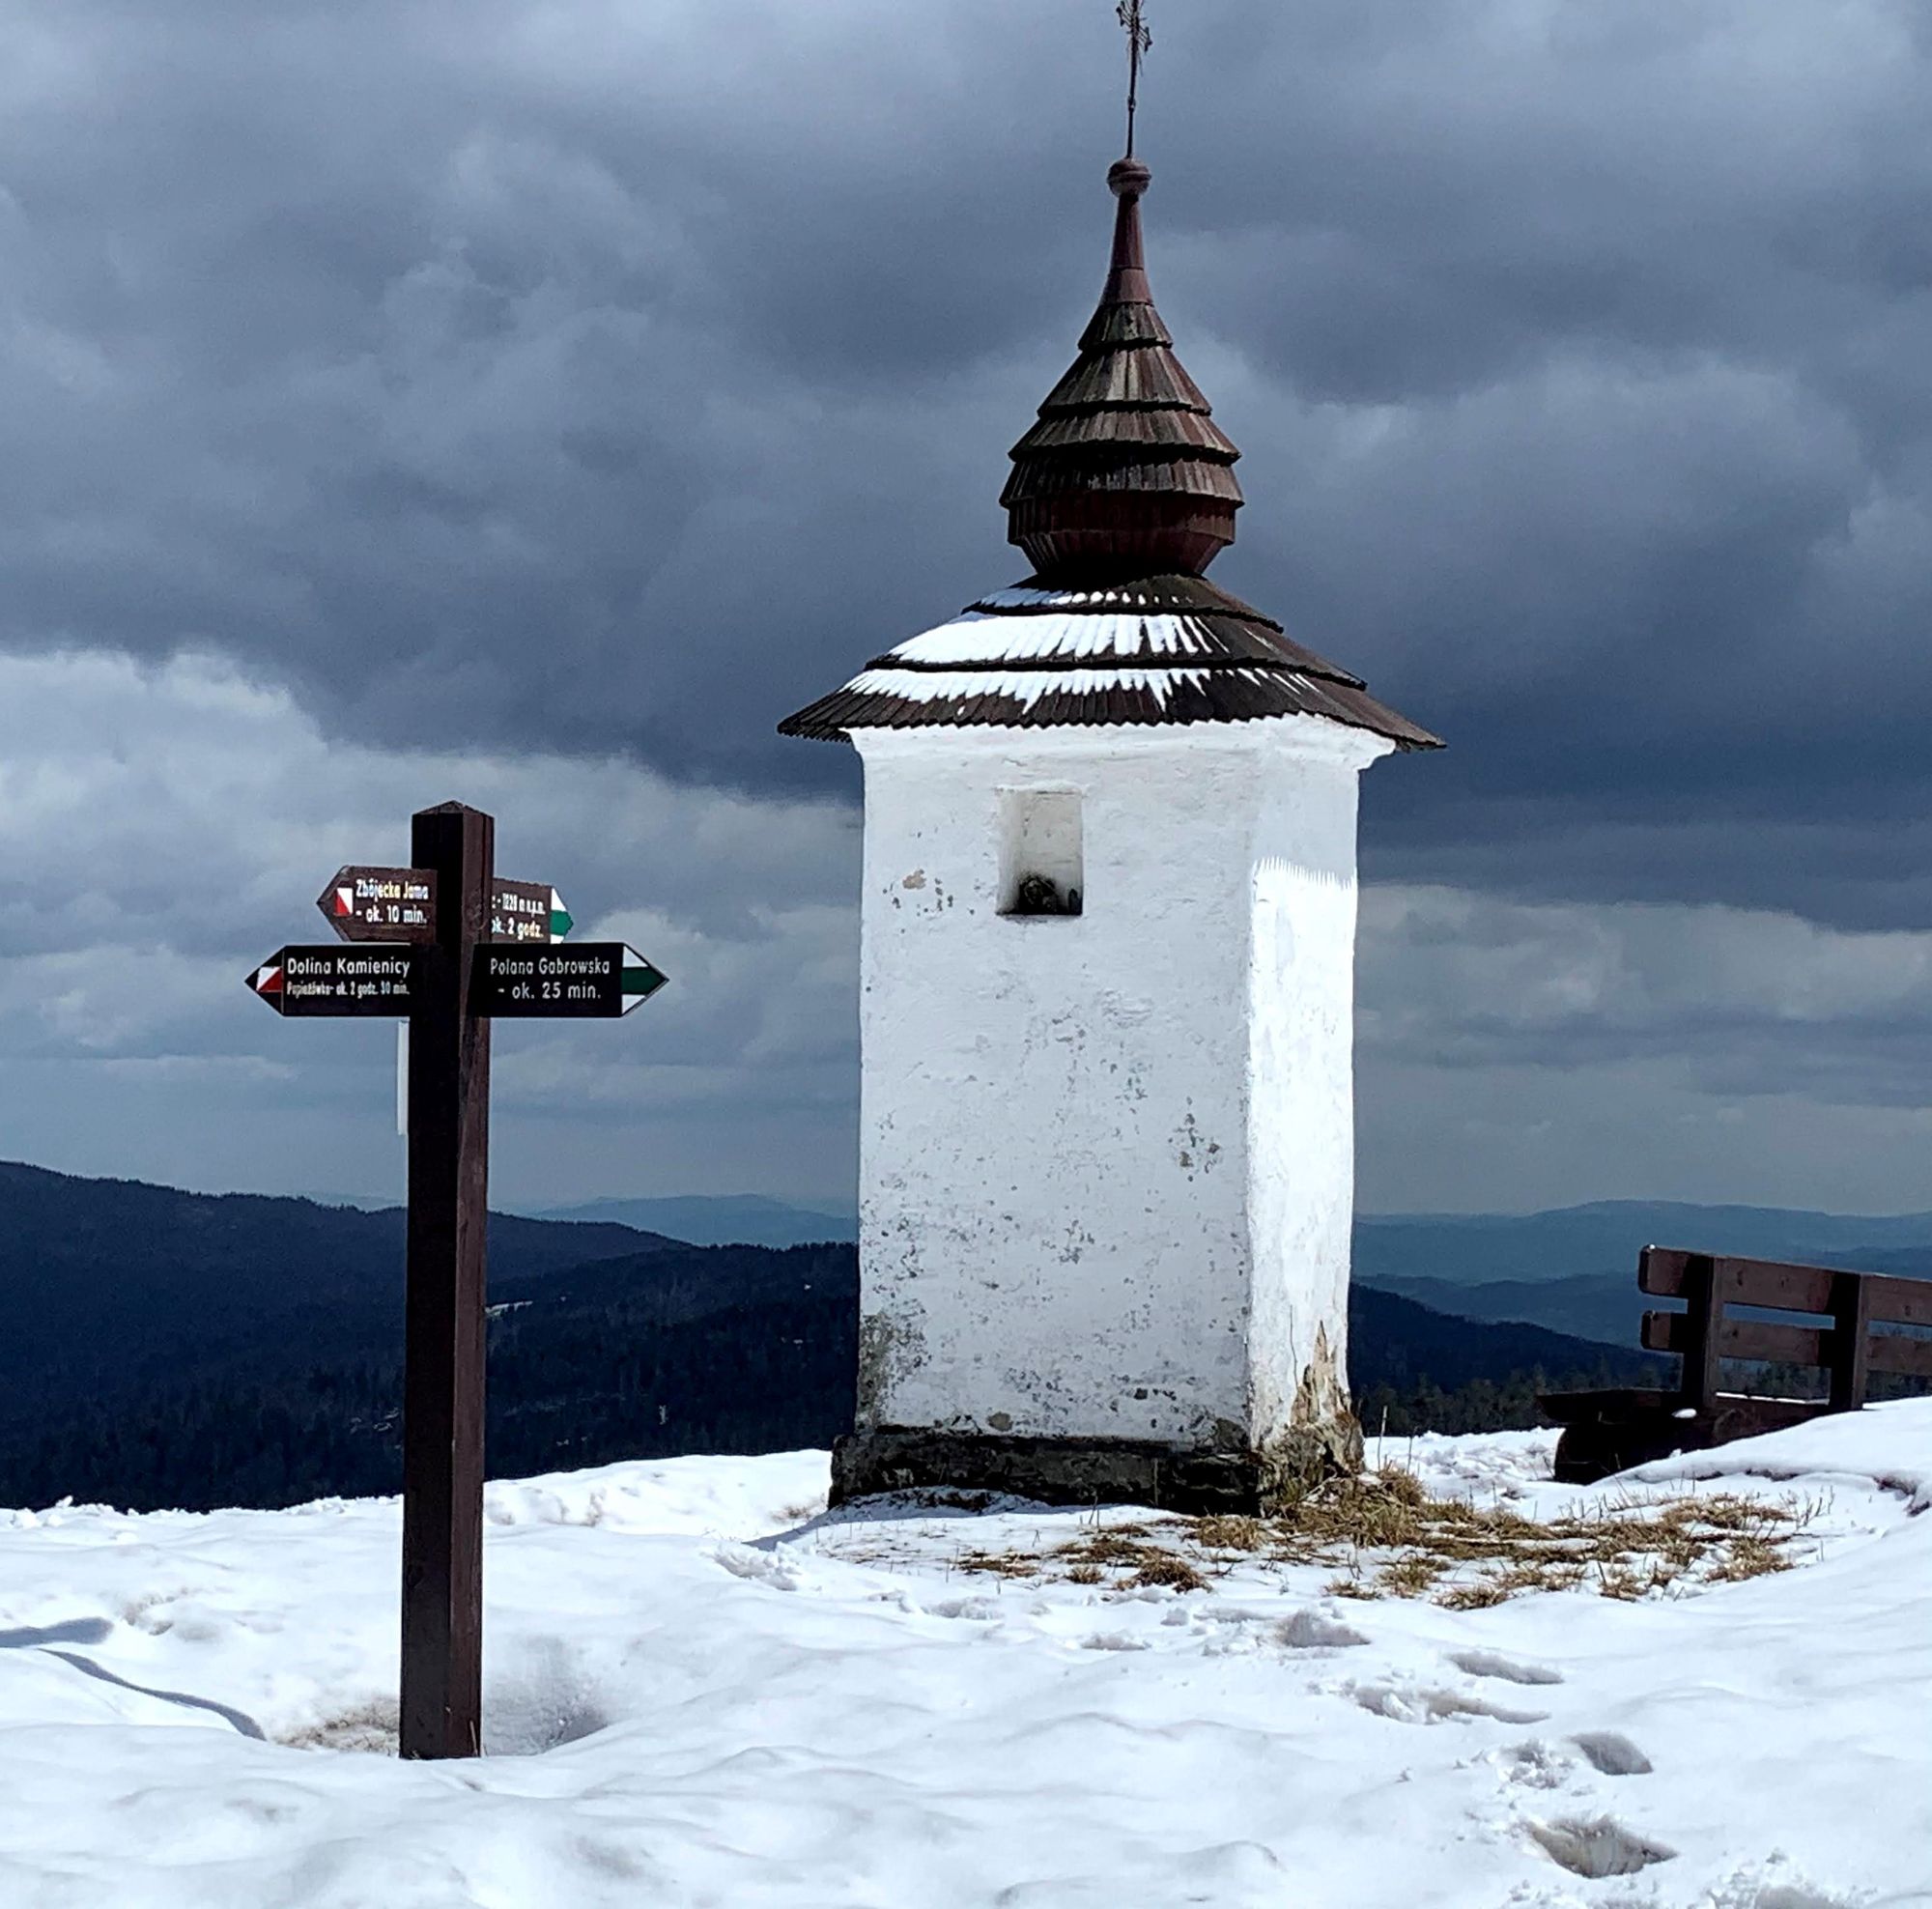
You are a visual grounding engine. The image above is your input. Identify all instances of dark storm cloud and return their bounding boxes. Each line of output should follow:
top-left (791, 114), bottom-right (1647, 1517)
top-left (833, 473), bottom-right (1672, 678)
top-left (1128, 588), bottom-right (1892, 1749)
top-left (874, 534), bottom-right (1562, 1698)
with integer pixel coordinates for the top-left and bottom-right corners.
top-left (6, 0), bottom-right (1932, 933)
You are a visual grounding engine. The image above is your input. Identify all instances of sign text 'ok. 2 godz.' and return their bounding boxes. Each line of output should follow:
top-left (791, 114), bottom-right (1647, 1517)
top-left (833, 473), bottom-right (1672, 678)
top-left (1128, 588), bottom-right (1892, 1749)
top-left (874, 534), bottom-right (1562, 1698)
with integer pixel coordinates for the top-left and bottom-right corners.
top-left (490, 880), bottom-right (574, 944)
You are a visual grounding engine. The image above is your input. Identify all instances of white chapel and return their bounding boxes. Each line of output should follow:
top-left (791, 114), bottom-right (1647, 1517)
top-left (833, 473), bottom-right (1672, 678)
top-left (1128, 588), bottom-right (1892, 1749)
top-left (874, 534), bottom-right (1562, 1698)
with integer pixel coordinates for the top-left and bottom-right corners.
top-left (781, 130), bottom-right (1437, 1512)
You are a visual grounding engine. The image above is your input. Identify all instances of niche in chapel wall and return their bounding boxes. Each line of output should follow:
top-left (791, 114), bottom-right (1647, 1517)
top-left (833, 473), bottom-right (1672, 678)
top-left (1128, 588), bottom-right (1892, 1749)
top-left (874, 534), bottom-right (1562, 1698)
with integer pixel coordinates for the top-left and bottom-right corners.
top-left (998, 786), bottom-right (1084, 919)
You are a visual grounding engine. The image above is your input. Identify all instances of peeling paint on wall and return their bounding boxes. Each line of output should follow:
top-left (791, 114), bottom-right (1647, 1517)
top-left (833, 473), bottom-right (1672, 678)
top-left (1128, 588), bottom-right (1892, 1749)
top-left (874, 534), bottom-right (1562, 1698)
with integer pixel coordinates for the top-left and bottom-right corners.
top-left (1175, 1109), bottom-right (1224, 1179)
top-left (855, 1301), bottom-right (929, 1426)
top-left (1291, 1323), bottom-right (1349, 1427)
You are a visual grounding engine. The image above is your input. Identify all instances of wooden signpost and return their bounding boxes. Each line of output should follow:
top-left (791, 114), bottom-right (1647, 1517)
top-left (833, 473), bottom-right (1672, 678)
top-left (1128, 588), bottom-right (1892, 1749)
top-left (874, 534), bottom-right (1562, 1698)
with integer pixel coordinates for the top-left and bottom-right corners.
top-left (246, 802), bottom-right (667, 1759)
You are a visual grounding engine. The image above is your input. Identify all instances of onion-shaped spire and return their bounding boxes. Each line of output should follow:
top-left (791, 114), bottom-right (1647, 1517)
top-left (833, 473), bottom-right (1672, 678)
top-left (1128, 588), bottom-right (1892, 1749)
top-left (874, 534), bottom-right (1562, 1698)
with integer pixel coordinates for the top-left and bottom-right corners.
top-left (1001, 157), bottom-right (1243, 581)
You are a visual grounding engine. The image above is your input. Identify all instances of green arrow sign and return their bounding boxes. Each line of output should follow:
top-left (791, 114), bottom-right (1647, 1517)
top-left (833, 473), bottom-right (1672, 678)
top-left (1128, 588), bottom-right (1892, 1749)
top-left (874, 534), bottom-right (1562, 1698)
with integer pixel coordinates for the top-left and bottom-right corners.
top-left (491, 880), bottom-right (574, 944)
top-left (619, 955), bottom-right (669, 1012)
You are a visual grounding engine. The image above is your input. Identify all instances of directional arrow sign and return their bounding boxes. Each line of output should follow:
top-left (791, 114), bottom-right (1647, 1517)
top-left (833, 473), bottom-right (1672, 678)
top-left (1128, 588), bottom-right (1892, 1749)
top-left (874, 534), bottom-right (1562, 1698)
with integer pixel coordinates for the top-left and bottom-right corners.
top-left (470, 942), bottom-right (668, 1018)
top-left (490, 880), bottom-right (574, 945)
top-left (318, 867), bottom-right (439, 943)
top-left (246, 945), bottom-right (419, 1016)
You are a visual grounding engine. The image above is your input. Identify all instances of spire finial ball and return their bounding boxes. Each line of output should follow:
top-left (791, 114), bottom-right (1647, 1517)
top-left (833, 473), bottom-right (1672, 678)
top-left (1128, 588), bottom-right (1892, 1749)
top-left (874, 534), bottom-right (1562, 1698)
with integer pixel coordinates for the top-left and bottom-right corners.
top-left (1108, 156), bottom-right (1151, 200)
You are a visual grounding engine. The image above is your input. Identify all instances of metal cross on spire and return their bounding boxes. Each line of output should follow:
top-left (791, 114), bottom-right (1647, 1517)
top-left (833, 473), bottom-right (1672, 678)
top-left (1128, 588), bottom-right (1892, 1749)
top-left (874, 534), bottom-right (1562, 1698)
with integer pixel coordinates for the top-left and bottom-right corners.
top-left (1118, 0), bottom-right (1152, 156)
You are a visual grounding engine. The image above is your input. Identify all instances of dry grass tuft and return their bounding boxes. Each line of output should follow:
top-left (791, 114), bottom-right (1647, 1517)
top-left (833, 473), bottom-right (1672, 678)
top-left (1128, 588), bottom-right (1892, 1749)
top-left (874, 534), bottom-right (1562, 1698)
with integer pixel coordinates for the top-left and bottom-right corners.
top-left (1128, 1553), bottom-right (1209, 1593)
top-left (1377, 1467), bottom-right (1429, 1509)
top-left (958, 1522), bottom-right (1215, 1595)
top-left (1193, 1514), bottom-right (1266, 1553)
top-left (1494, 1557), bottom-right (1588, 1596)
top-left (954, 1548), bottom-right (1046, 1581)
top-left (1375, 1553), bottom-right (1448, 1598)
top-left (1706, 1535), bottom-right (1793, 1583)
top-left (948, 1469), bottom-right (1817, 1608)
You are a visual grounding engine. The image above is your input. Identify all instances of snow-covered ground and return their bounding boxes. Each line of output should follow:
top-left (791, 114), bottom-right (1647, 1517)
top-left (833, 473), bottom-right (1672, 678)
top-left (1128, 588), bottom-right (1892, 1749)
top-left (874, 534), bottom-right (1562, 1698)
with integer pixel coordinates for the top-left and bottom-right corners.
top-left (1, 1408), bottom-right (1927, 1908)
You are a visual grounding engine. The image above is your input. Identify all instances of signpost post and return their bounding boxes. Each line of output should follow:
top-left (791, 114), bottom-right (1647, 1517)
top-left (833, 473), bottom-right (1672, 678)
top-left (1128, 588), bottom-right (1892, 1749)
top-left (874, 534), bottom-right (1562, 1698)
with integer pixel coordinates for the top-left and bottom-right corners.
top-left (245, 802), bottom-right (668, 1760)
top-left (401, 803), bottom-right (492, 1761)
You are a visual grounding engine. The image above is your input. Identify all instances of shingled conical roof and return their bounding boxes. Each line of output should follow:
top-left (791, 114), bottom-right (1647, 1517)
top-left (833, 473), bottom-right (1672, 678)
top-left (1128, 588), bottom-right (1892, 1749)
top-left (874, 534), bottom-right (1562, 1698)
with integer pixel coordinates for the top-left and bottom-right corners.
top-left (1002, 157), bottom-right (1242, 581)
top-left (779, 149), bottom-right (1437, 753)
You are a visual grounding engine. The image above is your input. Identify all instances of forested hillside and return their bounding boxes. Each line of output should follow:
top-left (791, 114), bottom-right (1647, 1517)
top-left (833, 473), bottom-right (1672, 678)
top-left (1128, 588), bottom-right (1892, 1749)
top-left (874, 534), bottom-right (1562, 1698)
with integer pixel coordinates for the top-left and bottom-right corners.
top-left (0, 1160), bottom-right (668, 1423)
top-left (0, 1157), bottom-right (1669, 1509)
top-left (0, 1241), bottom-right (858, 1511)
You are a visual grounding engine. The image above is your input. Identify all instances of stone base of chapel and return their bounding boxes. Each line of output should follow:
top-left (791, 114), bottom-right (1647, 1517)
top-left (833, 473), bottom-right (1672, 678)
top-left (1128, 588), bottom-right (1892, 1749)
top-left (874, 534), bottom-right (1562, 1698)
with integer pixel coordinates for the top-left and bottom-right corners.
top-left (830, 1421), bottom-right (1364, 1517)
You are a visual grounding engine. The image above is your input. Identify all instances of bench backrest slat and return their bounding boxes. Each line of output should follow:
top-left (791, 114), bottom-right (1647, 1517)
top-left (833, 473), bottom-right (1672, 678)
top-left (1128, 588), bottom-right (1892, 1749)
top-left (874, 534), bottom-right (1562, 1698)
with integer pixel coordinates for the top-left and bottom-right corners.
top-left (1874, 1330), bottom-right (1932, 1381)
top-left (1641, 1307), bottom-right (1932, 1379)
top-left (1640, 1246), bottom-right (1932, 1327)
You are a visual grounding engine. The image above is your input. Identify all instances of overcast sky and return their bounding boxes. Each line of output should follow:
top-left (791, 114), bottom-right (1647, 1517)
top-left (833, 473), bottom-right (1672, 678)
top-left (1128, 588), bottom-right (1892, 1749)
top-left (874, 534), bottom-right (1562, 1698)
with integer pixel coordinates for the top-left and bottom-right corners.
top-left (5, 0), bottom-right (1932, 1216)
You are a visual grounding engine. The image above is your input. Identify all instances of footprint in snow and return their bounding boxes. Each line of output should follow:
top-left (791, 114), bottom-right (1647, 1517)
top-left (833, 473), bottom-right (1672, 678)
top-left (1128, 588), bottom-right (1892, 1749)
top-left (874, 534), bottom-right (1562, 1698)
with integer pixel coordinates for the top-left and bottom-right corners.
top-left (1526, 1815), bottom-right (1674, 1879)
top-left (923, 1596), bottom-right (1002, 1621)
top-left (1570, 1730), bottom-right (1653, 1777)
top-left (1494, 1730), bottom-right (1657, 1803)
top-left (1450, 1648), bottom-right (1563, 1687)
top-left (1277, 1610), bottom-right (1368, 1650)
top-left (1350, 1682), bottom-right (1548, 1726)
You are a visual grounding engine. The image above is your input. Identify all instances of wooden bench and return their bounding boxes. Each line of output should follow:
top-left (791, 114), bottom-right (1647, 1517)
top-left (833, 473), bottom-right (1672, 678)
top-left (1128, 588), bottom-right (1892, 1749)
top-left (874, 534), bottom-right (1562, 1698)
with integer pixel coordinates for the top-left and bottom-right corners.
top-left (1539, 1246), bottom-right (1932, 1483)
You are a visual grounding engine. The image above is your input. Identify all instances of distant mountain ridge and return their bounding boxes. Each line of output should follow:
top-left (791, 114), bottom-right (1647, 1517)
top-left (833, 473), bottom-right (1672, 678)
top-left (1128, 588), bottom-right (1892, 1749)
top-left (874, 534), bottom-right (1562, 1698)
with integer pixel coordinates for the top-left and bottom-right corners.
top-left (1366, 1273), bottom-right (1641, 1346)
top-left (528, 1193), bottom-right (857, 1248)
top-left (1354, 1200), bottom-right (1932, 1344)
top-left (1355, 1200), bottom-right (1932, 1288)
top-left (524, 1194), bottom-right (1932, 1271)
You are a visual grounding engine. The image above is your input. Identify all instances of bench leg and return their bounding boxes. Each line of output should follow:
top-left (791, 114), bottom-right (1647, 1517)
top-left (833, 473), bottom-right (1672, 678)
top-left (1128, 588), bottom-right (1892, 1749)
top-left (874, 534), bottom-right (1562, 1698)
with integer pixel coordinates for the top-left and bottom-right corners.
top-left (1677, 1253), bottom-right (1722, 1412)
top-left (1828, 1270), bottom-right (1873, 1411)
